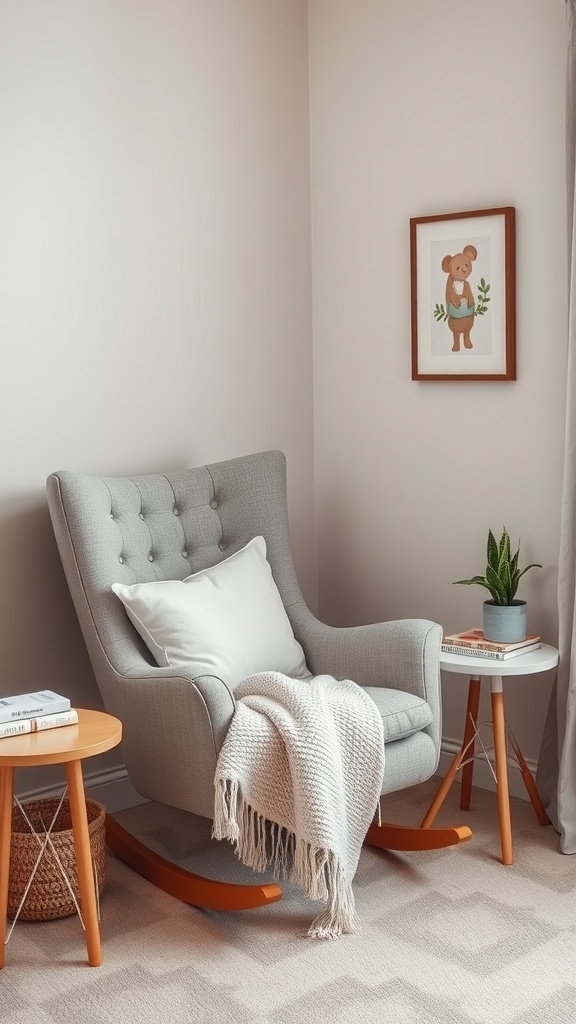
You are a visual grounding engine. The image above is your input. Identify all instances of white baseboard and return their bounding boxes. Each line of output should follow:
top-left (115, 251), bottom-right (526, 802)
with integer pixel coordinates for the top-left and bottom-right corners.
top-left (16, 765), bottom-right (149, 814)
top-left (15, 737), bottom-right (534, 812)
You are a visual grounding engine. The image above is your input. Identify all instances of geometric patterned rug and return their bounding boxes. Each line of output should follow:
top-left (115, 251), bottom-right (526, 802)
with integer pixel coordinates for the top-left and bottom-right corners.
top-left (2, 779), bottom-right (575, 1024)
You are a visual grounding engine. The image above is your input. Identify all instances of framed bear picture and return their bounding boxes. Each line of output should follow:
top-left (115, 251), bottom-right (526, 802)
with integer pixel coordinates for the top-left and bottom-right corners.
top-left (410, 207), bottom-right (516, 381)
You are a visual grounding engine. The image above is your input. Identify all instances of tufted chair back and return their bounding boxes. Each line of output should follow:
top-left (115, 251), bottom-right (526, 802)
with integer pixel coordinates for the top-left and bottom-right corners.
top-left (48, 450), bottom-right (305, 681)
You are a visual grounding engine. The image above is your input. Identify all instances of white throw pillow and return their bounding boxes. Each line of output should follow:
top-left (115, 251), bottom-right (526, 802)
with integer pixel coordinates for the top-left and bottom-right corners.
top-left (111, 536), bottom-right (310, 686)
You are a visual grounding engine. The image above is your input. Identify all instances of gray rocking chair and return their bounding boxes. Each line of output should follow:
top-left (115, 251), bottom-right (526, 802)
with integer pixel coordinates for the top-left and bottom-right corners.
top-left (47, 450), bottom-right (470, 912)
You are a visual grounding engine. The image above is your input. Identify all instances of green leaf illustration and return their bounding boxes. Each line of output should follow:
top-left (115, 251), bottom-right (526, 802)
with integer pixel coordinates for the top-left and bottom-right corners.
top-left (433, 303), bottom-right (448, 322)
top-left (474, 279), bottom-right (491, 317)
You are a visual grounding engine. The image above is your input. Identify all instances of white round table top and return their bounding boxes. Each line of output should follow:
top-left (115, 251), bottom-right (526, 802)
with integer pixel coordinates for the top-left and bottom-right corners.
top-left (440, 642), bottom-right (559, 677)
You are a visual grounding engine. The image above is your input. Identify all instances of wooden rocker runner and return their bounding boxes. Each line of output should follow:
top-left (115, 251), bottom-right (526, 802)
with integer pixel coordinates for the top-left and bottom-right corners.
top-left (105, 815), bottom-right (471, 911)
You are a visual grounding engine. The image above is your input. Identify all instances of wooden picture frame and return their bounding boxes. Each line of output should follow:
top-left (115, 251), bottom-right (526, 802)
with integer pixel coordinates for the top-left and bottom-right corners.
top-left (410, 207), bottom-right (516, 381)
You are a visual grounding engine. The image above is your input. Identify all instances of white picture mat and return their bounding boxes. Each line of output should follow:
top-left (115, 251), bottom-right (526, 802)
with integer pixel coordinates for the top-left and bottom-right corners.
top-left (415, 213), bottom-right (507, 376)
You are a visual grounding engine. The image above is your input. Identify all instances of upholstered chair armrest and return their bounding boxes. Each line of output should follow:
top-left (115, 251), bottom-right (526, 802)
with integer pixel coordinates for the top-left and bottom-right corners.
top-left (103, 663), bottom-right (236, 819)
top-left (291, 611), bottom-right (442, 703)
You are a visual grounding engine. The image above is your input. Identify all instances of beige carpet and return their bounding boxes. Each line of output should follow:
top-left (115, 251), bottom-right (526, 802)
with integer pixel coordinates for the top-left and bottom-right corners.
top-left (2, 779), bottom-right (575, 1024)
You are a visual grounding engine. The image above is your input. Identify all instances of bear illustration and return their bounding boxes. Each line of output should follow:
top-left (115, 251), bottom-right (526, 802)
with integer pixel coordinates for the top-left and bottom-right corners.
top-left (442, 244), bottom-right (477, 352)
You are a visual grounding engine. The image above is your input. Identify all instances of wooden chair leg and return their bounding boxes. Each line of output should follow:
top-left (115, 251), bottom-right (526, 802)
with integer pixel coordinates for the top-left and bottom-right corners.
top-left (364, 820), bottom-right (472, 852)
top-left (105, 815), bottom-right (283, 911)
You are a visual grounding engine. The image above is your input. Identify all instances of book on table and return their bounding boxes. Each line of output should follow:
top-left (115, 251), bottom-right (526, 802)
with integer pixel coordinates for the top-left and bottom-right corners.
top-left (442, 628), bottom-right (541, 661)
top-left (0, 708), bottom-right (78, 739)
top-left (0, 689), bottom-right (71, 725)
top-left (441, 642), bottom-right (541, 661)
top-left (443, 628), bottom-right (541, 652)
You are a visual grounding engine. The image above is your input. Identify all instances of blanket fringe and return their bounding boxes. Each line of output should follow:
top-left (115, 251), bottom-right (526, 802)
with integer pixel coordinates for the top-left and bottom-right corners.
top-left (213, 778), bottom-right (358, 939)
top-left (307, 854), bottom-right (359, 939)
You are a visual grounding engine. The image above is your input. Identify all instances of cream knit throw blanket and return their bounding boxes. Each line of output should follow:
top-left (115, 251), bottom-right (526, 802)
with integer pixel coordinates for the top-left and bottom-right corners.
top-left (213, 671), bottom-right (385, 939)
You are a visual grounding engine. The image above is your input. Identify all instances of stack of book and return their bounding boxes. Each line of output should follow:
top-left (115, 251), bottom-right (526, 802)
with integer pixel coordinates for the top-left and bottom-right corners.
top-left (0, 690), bottom-right (77, 739)
top-left (442, 628), bottom-right (542, 661)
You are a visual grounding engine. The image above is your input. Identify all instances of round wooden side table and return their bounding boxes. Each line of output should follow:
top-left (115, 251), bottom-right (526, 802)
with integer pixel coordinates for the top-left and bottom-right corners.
top-left (421, 644), bottom-right (559, 865)
top-left (0, 708), bottom-right (122, 967)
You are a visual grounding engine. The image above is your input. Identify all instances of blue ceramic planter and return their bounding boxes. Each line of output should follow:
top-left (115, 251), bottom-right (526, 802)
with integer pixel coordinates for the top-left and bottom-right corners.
top-left (483, 600), bottom-right (527, 643)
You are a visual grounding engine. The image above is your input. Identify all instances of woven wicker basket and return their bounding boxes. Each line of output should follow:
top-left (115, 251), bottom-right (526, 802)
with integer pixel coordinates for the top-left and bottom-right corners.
top-left (8, 797), bottom-right (106, 921)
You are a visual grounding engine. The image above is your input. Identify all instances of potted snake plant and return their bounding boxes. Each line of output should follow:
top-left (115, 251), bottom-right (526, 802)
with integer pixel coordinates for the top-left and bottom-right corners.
top-left (452, 527), bottom-right (542, 642)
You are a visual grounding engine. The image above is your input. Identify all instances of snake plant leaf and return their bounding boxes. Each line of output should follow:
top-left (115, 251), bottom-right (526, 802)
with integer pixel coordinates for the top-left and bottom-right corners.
top-left (517, 562), bottom-right (543, 579)
top-left (510, 569), bottom-right (521, 600)
top-left (499, 559), bottom-right (513, 602)
top-left (510, 547), bottom-right (520, 574)
top-left (498, 533), bottom-right (512, 597)
top-left (452, 575), bottom-right (491, 588)
top-left (487, 530), bottom-right (500, 571)
top-left (498, 528), bottom-right (511, 565)
top-left (486, 564), bottom-right (508, 604)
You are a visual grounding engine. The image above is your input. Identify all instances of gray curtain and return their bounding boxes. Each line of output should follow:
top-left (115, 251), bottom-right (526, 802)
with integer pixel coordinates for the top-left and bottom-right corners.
top-left (536, 0), bottom-right (576, 855)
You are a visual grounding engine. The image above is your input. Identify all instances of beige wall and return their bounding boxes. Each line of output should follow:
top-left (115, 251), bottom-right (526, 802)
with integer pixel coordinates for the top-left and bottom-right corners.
top-left (1, 0), bottom-right (568, 801)
top-left (309, 0), bottom-right (567, 774)
top-left (0, 0), bottom-right (315, 794)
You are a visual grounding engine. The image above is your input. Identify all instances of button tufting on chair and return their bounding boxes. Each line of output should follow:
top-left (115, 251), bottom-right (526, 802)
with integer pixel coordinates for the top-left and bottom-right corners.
top-left (182, 550), bottom-right (188, 558)
top-left (148, 554), bottom-right (154, 562)
top-left (210, 500), bottom-right (218, 510)
top-left (139, 513), bottom-right (144, 521)
top-left (118, 556), bottom-right (123, 564)
top-left (173, 508), bottom-right (179, 516)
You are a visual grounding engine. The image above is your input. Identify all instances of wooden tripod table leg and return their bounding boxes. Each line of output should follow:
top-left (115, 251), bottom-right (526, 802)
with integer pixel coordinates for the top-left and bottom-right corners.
top-left (66, 760), bottom-right (102, 967)
top-left (460, 676), bottom-right (481, 811)
top-left (491, 680), bottom-right (513, 865)
top-left (507, 730), bottom-right (550, 826)
top-left (421, 675), bottom-right (482, 830)
top-left (420, 748), bottom-right (465, 829)
top-left (0, 767), bottom-right (14, 969)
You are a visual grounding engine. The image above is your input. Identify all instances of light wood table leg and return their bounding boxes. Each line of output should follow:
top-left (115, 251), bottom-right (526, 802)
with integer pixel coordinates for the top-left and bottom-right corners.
top-left (460, 676), bottom-right (481, 811)
top-left (0, 767), bottom-right (14, 969)
top-left (421, 747), bottom-right (466, 828)
top-left (491, 680), bottom-right (513, 865)
top-left (66, 760), bottom-right (102, 967)
top-left (421, 674), bottom-right (481, 829)
top-left (507, 730), bottom-right (550, 826)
